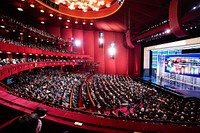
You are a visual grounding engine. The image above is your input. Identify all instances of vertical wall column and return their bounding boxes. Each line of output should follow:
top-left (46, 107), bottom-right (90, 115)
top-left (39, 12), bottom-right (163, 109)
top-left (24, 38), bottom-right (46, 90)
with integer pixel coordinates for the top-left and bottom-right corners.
top-left (133, 43), bottom-right (141, 77)
top-left (72, 29), bottom-right (84, 54)
top-left (61, 27), bottom-right (73, 52)
top-left (94, 31), bottom-right (105, 74)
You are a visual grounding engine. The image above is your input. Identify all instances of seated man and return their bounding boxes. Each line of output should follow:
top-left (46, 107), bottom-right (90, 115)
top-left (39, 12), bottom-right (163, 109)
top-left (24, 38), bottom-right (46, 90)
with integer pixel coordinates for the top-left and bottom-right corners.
top-left (1, 107), bottom-right (48, 133)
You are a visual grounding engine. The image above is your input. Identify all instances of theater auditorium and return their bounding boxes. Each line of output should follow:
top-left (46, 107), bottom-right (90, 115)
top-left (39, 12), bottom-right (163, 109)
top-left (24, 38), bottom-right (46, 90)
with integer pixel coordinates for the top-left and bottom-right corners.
top-left (0, 0), bottom-right (200, 133)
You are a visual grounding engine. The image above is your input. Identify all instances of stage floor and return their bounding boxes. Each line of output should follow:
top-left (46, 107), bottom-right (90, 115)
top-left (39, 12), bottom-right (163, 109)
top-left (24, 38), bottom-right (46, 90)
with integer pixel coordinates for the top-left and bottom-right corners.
top-left (142, 76), bottom-right (200, 99)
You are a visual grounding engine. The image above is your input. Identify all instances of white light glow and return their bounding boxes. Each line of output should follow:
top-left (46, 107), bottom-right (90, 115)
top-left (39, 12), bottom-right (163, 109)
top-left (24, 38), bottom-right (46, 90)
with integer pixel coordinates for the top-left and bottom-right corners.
top-left (75, 40), bottom-right (81, 47)
top-left (30, 4), bottom-right (35, 8)
top-left (99, 38), bottom-right (104, 44)
top-left (0, 25), bottom-right (5, 28)
top-left (111, 42), bottom-right (115, 47)
top-left (108, 47), bottom-right (116, 56)
top-left (55, 0), bottom-right (107, 12)
top-left (165, 29), bottom-right (171, 34)
top-left (40, 9), bottom-right (44, 13)
top-left (17, 8), bottom-right (23, 11)
top-left (50, 14), bottom-right (54, 17)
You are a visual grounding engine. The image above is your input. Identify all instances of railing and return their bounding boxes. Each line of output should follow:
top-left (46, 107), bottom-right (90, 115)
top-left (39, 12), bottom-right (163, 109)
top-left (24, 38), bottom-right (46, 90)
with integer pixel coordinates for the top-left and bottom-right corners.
top-left (0, 42), bottom-right (90, 58)
top-left (1, 78), bottom-right (200, 127)
top-left (0, 61), bottom-right (79, 80)
top-left (0, 88), bottom-right (200, 133)
top-left (0, 69), bottom-right (200, 132)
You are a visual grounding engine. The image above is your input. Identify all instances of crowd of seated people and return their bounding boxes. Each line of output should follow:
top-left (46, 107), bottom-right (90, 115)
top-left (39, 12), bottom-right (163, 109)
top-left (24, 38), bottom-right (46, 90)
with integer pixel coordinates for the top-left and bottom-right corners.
top-left (0, 36), bottom-right (76, 54)
top-left (1, 15), bottom-right (67, 43)
top-left (0, 58), bottom-right (26, 66)
top-left (9, 69), bottom-right (87, 108)
top-left (0, 57), bottom-right (85, 67)
top-left (3, 69), bottom-right (200, 125)
top-left (89, 74), bottom-right (200, 124)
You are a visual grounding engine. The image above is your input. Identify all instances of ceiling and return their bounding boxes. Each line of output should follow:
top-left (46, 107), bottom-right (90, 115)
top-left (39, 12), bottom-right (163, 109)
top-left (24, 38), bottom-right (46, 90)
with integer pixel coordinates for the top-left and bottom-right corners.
top-left (1, 0), bottom-right (200, 43)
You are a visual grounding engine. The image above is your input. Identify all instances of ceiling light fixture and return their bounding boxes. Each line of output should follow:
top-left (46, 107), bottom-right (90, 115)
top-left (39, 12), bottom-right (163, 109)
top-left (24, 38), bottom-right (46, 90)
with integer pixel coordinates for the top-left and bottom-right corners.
top-left (50, 14), bottom-right (54, 17)
top-left (41, 21), bottom-right (45, 24)
top-left (58, 17), bottom-right (62, 20)
top-left (54, 0), bottom-right (109, 12)
top-left (30, 4), bottom-right (35, 8)
top-left (90, 22), bottom-right (93, 25)
top-left (40, 9), bottom-right (44, 13)
top-left (67, 19), bottom-right (70, 22)
top-left (75, 21), bottom-right (78, 24)
top-left (17, 7), bottom-right (23, 11)
top-left (0, 25), bottom-right (5, 28)
top-left (65, 26), bottom-right (69, 28)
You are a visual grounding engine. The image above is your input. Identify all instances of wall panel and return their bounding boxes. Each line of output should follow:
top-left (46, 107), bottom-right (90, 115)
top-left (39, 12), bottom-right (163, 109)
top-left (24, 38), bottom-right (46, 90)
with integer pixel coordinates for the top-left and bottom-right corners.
top-left (104, 31), bottom-right (115, 75)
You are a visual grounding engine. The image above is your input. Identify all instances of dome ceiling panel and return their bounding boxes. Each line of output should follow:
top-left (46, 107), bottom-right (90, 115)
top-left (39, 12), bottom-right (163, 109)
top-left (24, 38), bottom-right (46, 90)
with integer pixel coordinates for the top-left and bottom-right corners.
top-left (1, 0), bottom-right (199, 35)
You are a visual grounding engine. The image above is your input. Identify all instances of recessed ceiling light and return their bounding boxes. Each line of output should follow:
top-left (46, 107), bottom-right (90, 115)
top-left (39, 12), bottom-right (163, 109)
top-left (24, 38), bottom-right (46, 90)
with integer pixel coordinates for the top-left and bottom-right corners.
top-left (67, 19), bottom-right (70, 22)
top-left (0, 25), bottom-right (5, 28)
top-left (49, 14), bottom-right (53, 17)
top-left (82, 22), bottom-right (86, 25)
top-left (65, 26), bottom-right (69, 28)
top-left (30, 4), bottom-right (35, 8)
top-left (90, 22), bottom-right (93, 25)
top-left (165, 29), bottom-right (171, 34)
top-left (193, 6), bottom-right (197, 10)
top-left (75, 21), bottom-right (78, 24)
top-left (21, 0), bottom-right (25, 1)
top-left (40, 9), bottom-right (44, 13)
top-left (20, 32), bottom-right (23, 35)
top-left (58, 17), bottom-right (62, 20)
top-left (41, 21), bottom-right (45, 24)
top-left (28, 35), bottom-right (31, 37)
top-left (17, 8), bottom-right (23, 11)
top-left (106, 3), bottom-right (111, 7)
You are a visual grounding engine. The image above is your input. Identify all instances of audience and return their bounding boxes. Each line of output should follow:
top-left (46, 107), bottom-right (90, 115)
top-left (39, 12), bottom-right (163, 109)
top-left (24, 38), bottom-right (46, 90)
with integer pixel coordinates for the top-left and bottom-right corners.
top-left (4, 70), bottom-right (200, 126)
top-left (89, 74), bottom-right (200, 124)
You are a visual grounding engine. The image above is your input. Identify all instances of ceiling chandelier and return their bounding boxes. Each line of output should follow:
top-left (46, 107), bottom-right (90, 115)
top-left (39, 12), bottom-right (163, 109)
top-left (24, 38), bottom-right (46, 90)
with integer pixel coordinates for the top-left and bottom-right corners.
top-left (55, 0), bottom-right (114, 12)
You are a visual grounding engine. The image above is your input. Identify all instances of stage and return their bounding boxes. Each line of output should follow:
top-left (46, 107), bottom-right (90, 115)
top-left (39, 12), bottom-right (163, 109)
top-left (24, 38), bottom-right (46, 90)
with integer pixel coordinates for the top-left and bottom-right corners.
top-left (142, 76), bottom-right (200, 99)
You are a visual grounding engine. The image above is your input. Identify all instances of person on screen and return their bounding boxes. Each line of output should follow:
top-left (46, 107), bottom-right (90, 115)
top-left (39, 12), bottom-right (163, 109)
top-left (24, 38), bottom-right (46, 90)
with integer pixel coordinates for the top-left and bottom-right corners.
top-left (166, 59), bottom-right (173, 72)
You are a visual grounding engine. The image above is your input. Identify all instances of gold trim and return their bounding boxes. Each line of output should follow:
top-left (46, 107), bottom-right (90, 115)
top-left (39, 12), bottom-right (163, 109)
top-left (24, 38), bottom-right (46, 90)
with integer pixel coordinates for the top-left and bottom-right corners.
top-left (35, 0), bottom-right (125, 19)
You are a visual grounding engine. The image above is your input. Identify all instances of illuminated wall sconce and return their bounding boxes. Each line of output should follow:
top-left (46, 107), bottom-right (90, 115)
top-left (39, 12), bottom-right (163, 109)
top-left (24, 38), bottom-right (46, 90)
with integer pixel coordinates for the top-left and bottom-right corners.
top-left (74, 40), bottom-right (81, 47)
top-left (108, 42), bottom-right (116, 59)
top-left (72, 37), bottom-right (81, 47)
top-left (99, 32), bottom-right (104, 48)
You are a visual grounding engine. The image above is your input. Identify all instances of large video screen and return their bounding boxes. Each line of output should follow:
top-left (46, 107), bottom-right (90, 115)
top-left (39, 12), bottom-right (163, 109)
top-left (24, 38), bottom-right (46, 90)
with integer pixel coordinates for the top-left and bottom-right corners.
top-left (165, 54), bottom-right (200, 77)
